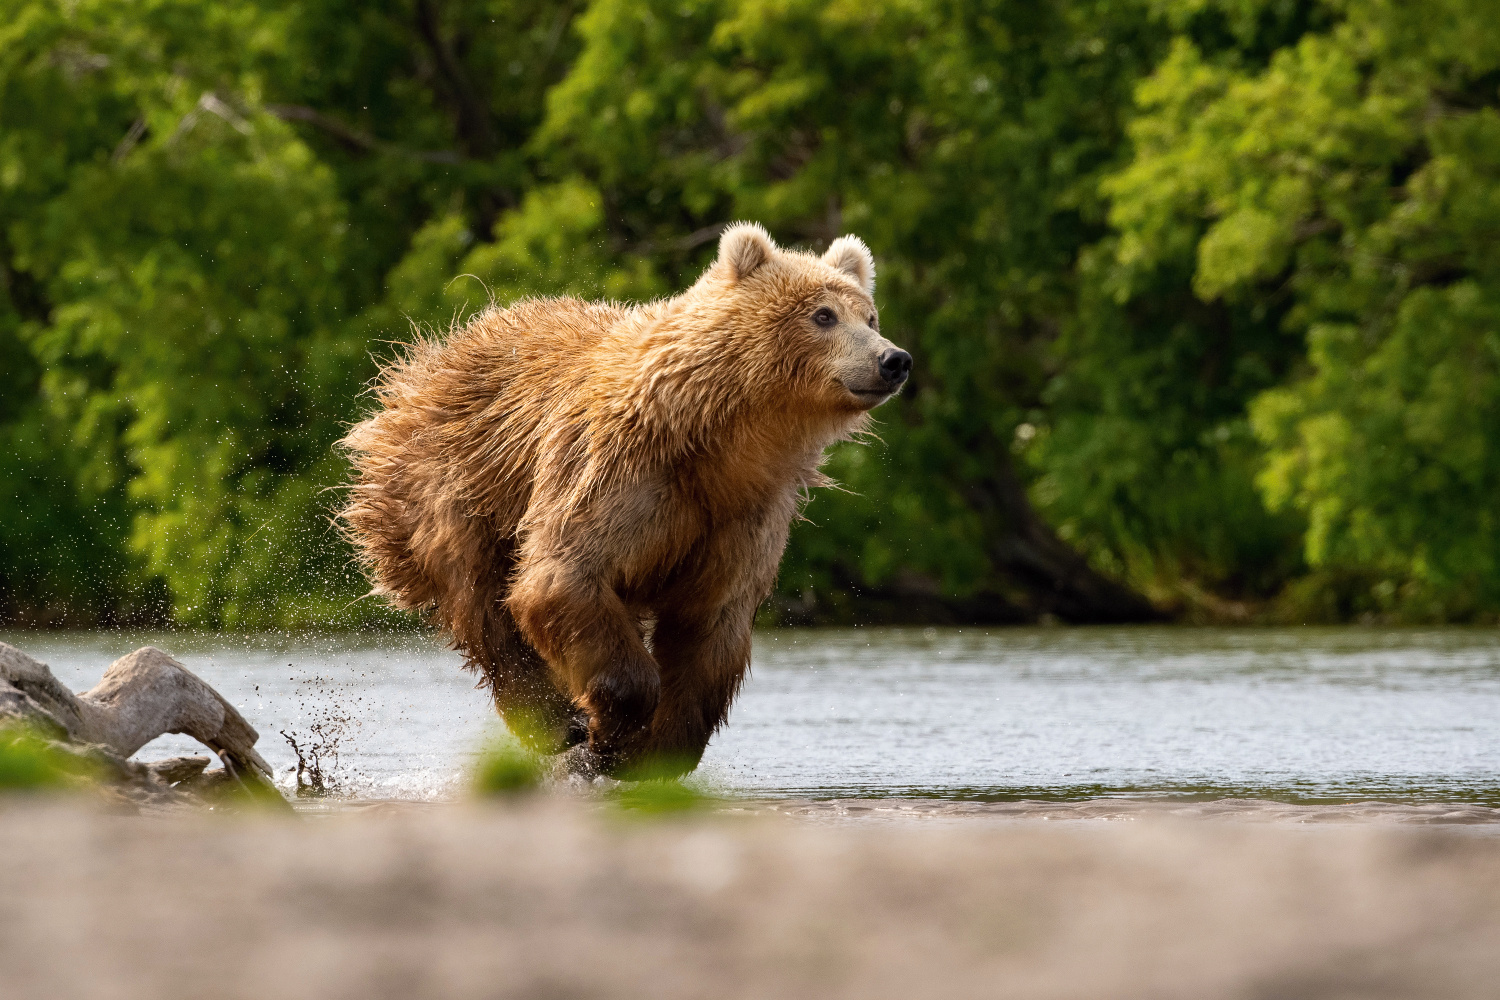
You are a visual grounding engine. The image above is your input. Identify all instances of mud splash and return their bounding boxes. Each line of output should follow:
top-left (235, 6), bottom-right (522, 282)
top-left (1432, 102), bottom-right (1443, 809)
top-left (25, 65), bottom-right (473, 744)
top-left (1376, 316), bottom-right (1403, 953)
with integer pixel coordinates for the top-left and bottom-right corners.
top-left (276, 672), bottom-right (365, 797)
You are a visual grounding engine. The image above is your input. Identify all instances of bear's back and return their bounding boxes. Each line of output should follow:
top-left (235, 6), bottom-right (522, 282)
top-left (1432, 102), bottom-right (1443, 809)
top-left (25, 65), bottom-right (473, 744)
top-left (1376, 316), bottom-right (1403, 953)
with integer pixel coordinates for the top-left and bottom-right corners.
top-left (340, 296), bottom-right (633, 608)
top-left (449, 296), bottom-right (627, 402)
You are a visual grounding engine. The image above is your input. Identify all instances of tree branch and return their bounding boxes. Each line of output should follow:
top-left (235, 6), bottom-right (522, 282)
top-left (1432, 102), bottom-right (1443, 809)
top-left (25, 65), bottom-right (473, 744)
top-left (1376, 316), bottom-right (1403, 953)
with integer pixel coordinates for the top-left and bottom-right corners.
top-left (412, 0), bottom-right (499, 160)
top-left (266, 104), bottom-right (463, 164)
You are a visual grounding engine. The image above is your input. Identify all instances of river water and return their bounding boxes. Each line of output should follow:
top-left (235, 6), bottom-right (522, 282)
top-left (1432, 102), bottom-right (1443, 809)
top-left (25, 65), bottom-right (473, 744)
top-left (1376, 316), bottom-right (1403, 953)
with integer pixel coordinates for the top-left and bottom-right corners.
top-left (7, 627), bottom-right (1500, 806)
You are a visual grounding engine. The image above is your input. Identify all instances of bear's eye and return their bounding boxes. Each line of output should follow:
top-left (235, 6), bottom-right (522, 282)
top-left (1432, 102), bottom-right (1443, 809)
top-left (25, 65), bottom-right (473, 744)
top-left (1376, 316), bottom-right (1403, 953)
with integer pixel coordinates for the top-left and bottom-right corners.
top-left (812, 307), bottom-right (838, 328)
top-left (869, 314), bottom-right (879, 330)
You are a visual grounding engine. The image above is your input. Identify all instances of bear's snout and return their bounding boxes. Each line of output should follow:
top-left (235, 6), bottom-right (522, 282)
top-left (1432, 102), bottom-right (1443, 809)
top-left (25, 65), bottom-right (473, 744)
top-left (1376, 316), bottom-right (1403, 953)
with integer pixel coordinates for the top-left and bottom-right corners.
top-left (878, 348), bottom-right (913, 387)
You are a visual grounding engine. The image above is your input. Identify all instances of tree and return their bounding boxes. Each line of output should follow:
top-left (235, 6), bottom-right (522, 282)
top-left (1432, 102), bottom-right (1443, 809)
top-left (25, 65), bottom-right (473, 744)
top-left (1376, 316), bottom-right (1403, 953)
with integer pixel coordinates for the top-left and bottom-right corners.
top-left (7, 0), bottom-right (1496, 626)
top-left (0, 0), bottom-right (580, 625)
top-left (1105, 0), bottom-right (1500, 619)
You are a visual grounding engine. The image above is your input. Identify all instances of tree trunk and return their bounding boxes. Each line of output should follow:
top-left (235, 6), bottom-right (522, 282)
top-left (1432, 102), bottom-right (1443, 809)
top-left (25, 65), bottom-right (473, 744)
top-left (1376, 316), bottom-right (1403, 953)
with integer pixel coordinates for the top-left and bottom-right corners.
top-left (967, 455), bottom-right (1165, 624)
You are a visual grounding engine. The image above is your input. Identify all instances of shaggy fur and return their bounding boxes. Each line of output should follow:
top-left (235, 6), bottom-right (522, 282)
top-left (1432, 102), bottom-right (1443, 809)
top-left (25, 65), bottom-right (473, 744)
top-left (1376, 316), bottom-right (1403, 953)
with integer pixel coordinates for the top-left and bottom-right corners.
top-left (339, 224), bottom-right (906, 777)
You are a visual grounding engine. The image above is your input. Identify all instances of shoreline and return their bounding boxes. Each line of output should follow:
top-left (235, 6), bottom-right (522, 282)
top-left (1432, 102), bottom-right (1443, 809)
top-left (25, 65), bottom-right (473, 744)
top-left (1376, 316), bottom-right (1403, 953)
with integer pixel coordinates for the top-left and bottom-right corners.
top-left (744, 795), bottom-right (1500, 826)
top-left (7, 796), bottom-right (1499, 998)
top-left (295, 792), bottom-right (1500, 827)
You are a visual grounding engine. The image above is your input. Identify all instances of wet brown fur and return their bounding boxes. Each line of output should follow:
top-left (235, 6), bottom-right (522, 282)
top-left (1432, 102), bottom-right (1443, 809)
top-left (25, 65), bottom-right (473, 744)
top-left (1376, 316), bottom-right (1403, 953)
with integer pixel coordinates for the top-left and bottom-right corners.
top-left (339, 225), bottom-right (902, 777)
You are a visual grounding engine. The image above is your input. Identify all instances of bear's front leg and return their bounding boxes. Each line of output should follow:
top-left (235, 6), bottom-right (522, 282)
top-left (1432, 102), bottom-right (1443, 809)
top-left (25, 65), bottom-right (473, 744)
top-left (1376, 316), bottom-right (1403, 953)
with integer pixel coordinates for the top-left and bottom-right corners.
top-left (639, 601), bottom-right (756, 778)
top-left (507, 556), bottom-right (661, 778)
top-left (634, 507), bottom-right (789, 778)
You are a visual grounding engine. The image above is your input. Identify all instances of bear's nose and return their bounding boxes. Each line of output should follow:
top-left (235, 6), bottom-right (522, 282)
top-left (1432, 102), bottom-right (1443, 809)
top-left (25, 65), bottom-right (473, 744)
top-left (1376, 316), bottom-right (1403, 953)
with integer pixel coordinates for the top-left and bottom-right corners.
top-left (878, 348), bottom-right (912, 385)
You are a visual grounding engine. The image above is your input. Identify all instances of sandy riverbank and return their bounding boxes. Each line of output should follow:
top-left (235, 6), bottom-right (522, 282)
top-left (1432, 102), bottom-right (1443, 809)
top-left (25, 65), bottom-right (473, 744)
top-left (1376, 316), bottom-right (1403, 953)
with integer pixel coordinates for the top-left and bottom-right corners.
top-left (5, 797), bottom-right (1500, 999)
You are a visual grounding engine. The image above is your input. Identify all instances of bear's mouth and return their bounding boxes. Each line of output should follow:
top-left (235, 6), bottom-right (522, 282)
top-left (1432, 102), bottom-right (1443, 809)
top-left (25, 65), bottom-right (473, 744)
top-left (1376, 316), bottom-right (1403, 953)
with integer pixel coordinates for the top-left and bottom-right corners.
top-left (847, 387), bottom-right (894, 407)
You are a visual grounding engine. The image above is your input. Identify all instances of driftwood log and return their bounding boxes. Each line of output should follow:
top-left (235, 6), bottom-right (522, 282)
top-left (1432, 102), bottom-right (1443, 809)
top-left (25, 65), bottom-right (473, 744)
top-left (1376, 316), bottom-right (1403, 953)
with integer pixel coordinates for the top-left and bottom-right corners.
top-left (0, 641), bottom-right (285, 808)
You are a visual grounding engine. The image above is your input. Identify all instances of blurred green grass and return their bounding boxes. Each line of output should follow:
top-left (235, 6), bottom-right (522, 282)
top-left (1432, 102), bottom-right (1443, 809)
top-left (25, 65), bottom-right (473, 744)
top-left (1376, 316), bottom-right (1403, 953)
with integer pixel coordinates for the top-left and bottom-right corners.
top-left (0, 724), bottom-right (100, 791)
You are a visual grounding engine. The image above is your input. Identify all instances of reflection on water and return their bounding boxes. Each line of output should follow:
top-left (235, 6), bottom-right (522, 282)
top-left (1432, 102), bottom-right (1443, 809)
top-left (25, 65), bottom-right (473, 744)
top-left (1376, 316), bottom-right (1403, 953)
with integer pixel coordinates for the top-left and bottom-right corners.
top-left (5, 627), bottom-right (1499, 805)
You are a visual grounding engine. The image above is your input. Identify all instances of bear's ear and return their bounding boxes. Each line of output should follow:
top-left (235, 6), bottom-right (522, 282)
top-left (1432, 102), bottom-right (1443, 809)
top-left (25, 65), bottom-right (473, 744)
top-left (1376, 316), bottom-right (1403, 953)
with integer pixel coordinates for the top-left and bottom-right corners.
top-left (717, 222), bottom-right (777, 283)
top-left (823, 235), bottom-right (875, 294)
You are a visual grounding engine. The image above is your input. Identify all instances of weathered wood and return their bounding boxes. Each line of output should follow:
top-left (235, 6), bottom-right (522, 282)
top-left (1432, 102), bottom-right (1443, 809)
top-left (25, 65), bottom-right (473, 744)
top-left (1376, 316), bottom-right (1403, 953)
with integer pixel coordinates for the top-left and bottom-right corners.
top-left (0, 643), bottom-right (86, 738)
top-left (146, 755), bottom-right (213, 784)
top-left (0, 642), bottom-right (285, 808)
top-left (77, 646), bottom-right (274, 781)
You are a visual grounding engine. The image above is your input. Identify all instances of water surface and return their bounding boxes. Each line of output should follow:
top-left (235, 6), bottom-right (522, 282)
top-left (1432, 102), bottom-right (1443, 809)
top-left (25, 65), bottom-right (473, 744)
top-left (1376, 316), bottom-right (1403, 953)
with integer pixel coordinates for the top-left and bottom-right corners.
top-left (8, 627), bottom-right (1499, 805)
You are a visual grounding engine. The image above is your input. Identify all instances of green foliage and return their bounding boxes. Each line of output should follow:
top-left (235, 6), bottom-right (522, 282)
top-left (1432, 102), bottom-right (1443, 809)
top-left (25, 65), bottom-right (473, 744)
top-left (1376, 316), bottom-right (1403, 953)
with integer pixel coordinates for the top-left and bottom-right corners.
top-left (0, 724), bottom-right (97, 790)
top-left (609, 774), bottom-right (711, 814)
top-left (3, 0), bottom-right (1499, 624)
top-left (2, 0), bottom-right (360, 624)
top-left (1107, 0), bottom-right (1500, 618)
top-left (474, 738), bottom-right (544, 796)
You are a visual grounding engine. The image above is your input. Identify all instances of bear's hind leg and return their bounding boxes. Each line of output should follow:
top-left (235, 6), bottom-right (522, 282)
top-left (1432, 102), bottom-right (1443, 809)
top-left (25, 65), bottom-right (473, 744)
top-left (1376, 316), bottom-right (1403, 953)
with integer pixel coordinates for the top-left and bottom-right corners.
top-left (468, 601), bottom-right (586, 755)
top-left (492, 664), bottom-right (588, 755)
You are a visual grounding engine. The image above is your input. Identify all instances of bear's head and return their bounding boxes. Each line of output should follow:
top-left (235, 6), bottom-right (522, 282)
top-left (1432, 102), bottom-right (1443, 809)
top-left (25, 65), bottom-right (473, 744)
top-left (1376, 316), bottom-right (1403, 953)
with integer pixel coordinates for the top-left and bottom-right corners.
top-left (706, 222), bottom-right (911, 415)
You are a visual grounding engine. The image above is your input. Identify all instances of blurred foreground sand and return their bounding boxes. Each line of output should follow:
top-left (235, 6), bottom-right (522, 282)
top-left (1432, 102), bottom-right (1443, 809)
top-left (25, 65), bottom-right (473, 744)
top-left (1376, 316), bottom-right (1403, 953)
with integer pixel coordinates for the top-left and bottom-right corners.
top-left (4, 798), bottom-right (1500, 999)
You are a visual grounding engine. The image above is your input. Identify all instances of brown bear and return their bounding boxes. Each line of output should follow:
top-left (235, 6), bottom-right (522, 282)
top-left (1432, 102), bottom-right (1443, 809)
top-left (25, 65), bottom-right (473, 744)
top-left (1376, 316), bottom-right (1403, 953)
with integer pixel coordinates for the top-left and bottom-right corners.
top-left (339, 223), bottom-right (911, 777)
